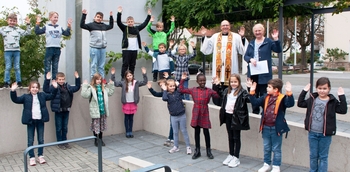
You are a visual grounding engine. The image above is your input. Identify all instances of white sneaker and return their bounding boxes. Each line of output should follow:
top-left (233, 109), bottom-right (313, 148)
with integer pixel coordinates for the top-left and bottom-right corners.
top-left (228, 157), bottom-right (240, 168)
top-left (186, 147), bottom-right (192, 155)
top-left (271, 165), bottom-right (280, 172)
top-left (223, 155), bottom-right (234, 165)
top-left (168, 146), bottom-right (179, 153)
top-left (258, 163), bottom-right (272, 172)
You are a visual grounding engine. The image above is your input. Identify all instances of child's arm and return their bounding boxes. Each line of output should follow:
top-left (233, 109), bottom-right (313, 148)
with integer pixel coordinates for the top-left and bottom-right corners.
top-left (146, 16), bottom-right (156, 34)
top-left (10, 83), bottom-right (24, 104)
top-left (178, 73), bottom-right (192, 94)
top-left (188, 41), bottom-right (197, 60)
top-left (136, 8), bottom-right (151, 31)
top-left (142, 42), bottom-right (154, 56)
top-left (161, 84), bottom-right (169, 101)
top-left (336, 87), bottom-right (347, 114)
top-left (246, 80), bottom-right (265, 107)
top-left (116, 6), bottom-right (126, 31)
top-left (165, 16), bottom-right (175, 35)
top-left (70, 71), bottom-right (81, 93)
top-left (20, 17), bottom-right (31, 36)
top-left (45, 80), bottom-right (58, 100)
top-left (81, 80), bottom-right (92, 99)
top-left (105, 80), bottom-right (115, 96)
top-left (138, 67), bottom-right (148, 87)
top-left (147, 81), bottom-right (163, 97)
top-left (43, 72), bottom-right (52, 93)
top-left (34, 15), bottom-right (46, 35)
top-left (80, 9), bottom-right (90, 30)
top-left (61, 18), bottom-right (72, 36)
top-left (297, 83), bottom-right (310, 108)
top-left (110, 67), bottom-right (123, 87)
top-left (283, 81), bottom-right (295, 108)
top-left (106, 11), bottom-right (114, 30)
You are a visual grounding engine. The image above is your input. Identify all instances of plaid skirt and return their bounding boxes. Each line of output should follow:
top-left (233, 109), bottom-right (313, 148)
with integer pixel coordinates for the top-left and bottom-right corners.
top-left (90, 115), bottom-right (107, 134)
top-left (122, 102), bottom-right (137, 114)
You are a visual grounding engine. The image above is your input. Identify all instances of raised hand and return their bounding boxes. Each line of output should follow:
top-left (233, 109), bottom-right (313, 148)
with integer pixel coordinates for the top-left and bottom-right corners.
top-left (169, 40), bottom-right (174, 48)
top-left (212, 76), bottom-right (220, 85)
top-left (238, 26), bottom-right (245, 37)
top-left (163, 72), bottom-right (169, 78)
top-left (52, 80), bottom-right (58, 88)
top-left (82, 9), bottom-right (87, 14)
top-left (111, 67), bottom-right (116, 75)
top-left (338, 87), bottom-right (345, 95)
top-left (190, 41), bottom-right (196, 48)
top-left (181, 72), bottom-right (187, 80)
top-left (141, 67), bottom-right (146, 74)
top-left (147, 8), bottom-right (152, 15)
top-left (11, 82), bottom-right (18, 91)
top-left (180, 39), bottom-right (186, 45)
top-left (74, 71), bottom-right (79, 78)
top-left (200, 26), bottom-right (207, 36)
top-left (246, 78), bottom-right (253, 88)
top-left (25, 16), bottom-right (30, 24)
top-left (142, 42), bottom-right (147, 47)
top-left (170, 15), bottom-right (175, 22)
top-left (303, 83), bottom-right (310, 92)
top-left (117, 6), bottom-right (123, 13)
top-left (285, 81), bottom-right (292, 92)
top-left (110, 11), bottom-right (113, 16)
top-left (46, 72), bottom-right (52, 80)
top-left (161, 84), bottom-right (167, 91)
top-left (150, 16), bottom-right (154, 22)
top-left (67, 18), bottom-right (73, 28)
top-left (271, 29), bottom-right (279, 41)
top-left (147, 81), bottom-right (152, 89)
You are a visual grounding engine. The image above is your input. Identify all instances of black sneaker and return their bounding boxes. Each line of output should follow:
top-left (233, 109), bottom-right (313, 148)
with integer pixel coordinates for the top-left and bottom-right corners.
top-left (17, 82), bottom-right (23, 89)
top-left (3, 82), bottom-right (9, 88)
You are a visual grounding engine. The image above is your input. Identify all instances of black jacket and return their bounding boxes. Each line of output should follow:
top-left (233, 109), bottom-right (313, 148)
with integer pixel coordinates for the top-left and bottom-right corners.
top-left (214, 85), bottom-right (250, 130)
top-left (297, 90), bottom-right (347, 136)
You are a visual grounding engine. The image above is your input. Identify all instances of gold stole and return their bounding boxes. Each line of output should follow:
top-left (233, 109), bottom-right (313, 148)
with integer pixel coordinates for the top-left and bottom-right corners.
top-left (216, 32), bottom-right (233, 85)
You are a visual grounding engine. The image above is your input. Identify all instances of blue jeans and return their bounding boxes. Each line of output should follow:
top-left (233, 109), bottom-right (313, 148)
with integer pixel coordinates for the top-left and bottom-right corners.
top-left (124, 114), bottom-right (134, 135)
top-left (171, 113), bottom-right (190, 147)
top-left (27, 120), bottom-right (45, 158)
top-left (168, 118), bottom-right (173, 140)
top-left (262, 126), bottom-right (283, 166)
top-left (308, 131), bottom-right (332, 172)
top-left (90, 47), bottom-right (106, 79)
top-left (177, 79), bottom-right (190, 100)
top-left (44, 47), bottom-right (61, 80)
top-left (55, 112), bottom-right (69, 142)
top-left (4, 51), bottom-right (21, 83)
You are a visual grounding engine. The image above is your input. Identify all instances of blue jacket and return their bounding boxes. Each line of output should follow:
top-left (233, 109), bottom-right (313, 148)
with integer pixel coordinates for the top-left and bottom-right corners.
top-left (162, 89), bottom-right (185, 116)
top-left (11, 89), bottom-right (58, 125)
top-left (43, 77), bottom-right (81, 112)
top-left (249, 92), bottom-right (294, 136)
top-left (244, 38), bottom-right (282, 84)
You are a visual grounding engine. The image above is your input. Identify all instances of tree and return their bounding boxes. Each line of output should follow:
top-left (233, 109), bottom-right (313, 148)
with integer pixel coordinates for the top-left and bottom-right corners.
top-left (323, 48), bottom-right (348, 69)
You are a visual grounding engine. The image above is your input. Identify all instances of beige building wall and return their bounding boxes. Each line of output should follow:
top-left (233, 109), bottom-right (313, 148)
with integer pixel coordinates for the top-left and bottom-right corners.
top-left (324, 12), bottom-right (350, 62)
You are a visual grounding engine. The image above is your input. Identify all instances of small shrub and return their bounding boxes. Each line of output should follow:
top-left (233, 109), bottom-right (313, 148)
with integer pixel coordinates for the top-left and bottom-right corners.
top-left (321, 67), bottom-right (328, 70)
top-left (337, 66), bottom-right (345, 71)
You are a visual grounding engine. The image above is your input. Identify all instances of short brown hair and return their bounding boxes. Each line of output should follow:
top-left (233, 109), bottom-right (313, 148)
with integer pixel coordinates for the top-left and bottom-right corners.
top-left (267, 78), bottom-right (283, 92)
top-left (126, 16), bottom-right (134, 21)
top-left (316, 77), bottom-right (331, 88)
top-left (49, 11), bottom-right (59, 18)
top-left (158, 43), bottom-right (166, 48)
top-left (28, 81), bottom-right (40, 92)
top-left (7, 13), bottom-right (17, 20)
top-left (157, 79), bottom-right (166, 86)
top-left (95, 12), bottom-right (103, 18)
top-left (56, 72), bottom-right (65, 78)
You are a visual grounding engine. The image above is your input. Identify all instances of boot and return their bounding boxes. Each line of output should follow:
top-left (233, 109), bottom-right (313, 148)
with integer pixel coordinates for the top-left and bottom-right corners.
top-left (206, 148), bottom-right (214, 159)
top-left (192, 148), bottom-right (201, 159)
top-left (99, 132), bottom-right (106, 146)
top-left (93, 133), bottom-right (98, 147)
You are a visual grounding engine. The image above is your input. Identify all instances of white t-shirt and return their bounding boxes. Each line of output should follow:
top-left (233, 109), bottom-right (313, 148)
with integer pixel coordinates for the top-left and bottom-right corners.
top-left (225, 91), bottom-right (237, 114)
top-left (32, 94), bottom-right (42, 119)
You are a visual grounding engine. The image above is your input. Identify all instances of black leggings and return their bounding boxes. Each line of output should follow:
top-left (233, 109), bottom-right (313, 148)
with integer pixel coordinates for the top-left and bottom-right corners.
top-left (194, 126), bottom-right (210, 148)
top-left (225, 113), bottom-right (242, 158)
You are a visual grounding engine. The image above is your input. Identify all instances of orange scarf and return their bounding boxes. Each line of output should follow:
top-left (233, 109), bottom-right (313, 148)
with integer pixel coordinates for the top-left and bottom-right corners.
top-left (216, 32), bottom-right (233, 85)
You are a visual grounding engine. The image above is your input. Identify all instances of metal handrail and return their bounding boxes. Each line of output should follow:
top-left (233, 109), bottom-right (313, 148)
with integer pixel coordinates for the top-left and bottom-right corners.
top-left (23, 136), bottom-right (102, 172)
top-left (132, 164), bottom-right (172, 172)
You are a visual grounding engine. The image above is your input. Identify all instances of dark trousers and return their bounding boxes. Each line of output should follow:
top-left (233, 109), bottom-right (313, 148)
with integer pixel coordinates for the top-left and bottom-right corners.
top-left (194, 126), bottom-right (210, 148)
top-left (225, 113), bottom-right (242, 158)
top-left (121, 50), bottom-right (137, 78)
top-left (249, 75), bottom-right (267, 114)
top-left (124, 114), bottom-right (134, 133)
top-left (55, 111), bottom-right (69, 142)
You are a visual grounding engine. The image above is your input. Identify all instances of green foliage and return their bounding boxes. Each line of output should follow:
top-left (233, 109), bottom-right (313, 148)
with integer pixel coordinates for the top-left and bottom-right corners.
top-left (321, 66), bottom-right (328, 70)
top-left (324, 48), bottom-right (348, 69)
top-left (337, 66), bottom-right (345, 71)
top-left (194, 42), bottom-right (211, 64)
top-left (124, 168), bottom-right (131, 172)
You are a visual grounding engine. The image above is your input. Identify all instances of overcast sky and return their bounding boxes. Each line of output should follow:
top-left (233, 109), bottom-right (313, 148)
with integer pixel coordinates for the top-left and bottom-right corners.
top-left (0, 0), bottom-right (31, 24)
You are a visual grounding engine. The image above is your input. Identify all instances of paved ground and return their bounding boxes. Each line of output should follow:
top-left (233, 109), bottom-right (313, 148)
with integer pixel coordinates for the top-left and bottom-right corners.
top-left (1, 71), bottom-right (349, 172)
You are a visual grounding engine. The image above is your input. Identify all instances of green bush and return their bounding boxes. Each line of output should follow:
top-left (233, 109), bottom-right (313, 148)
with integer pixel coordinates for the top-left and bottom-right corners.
top-left (321, 66), bottom-right (328, 70)
top-left (337, 66), bottom-right (345, 71)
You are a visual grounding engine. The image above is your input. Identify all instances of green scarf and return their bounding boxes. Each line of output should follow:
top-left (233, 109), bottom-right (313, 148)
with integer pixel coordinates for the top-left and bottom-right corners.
top-left (96, 85), bottom-right (106, 116)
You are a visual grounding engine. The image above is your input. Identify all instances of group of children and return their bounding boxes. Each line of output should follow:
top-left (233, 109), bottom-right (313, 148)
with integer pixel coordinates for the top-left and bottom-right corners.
top-left (3, 8), bottom-right (347, 172)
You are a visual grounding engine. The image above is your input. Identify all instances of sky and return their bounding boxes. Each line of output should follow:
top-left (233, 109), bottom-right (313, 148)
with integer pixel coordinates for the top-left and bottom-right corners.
top-left (0, 0), bottom-right (31, 24)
